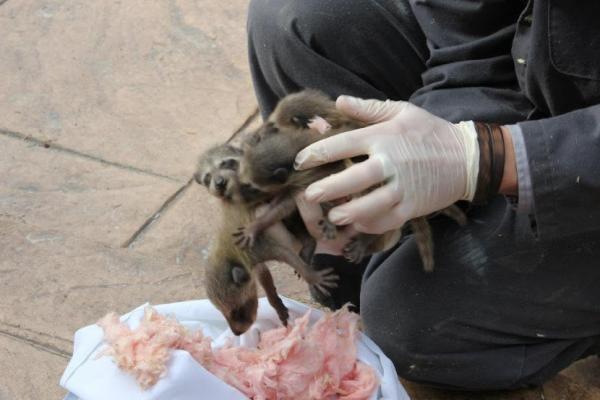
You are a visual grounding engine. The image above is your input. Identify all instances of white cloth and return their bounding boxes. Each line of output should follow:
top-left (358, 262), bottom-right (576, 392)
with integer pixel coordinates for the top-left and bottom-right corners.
top-left (60, 297), bottom-right (410, 400)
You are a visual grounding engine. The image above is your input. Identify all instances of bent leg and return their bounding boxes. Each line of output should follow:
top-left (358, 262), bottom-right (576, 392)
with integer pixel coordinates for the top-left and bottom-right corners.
top-left (361, 198), bottom-right (600, 390)
top-left (247, 0), bottom-right (428, 116)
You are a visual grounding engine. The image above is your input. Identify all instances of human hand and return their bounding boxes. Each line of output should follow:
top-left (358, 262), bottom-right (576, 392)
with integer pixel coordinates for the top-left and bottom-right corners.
top-left (294, 96), bottom-right (480, 235)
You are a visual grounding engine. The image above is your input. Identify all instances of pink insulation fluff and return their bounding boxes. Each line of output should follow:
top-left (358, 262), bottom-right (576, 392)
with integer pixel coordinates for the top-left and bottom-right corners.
top-left (98, 306), bottom-right (378, 400)
top-left (97, 308), bottom-right (214, 389)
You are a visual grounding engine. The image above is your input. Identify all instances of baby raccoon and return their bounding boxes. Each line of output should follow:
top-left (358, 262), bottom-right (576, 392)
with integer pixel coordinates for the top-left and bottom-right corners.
top-left (239, 125), bottom-right (401, 263)
top-left (206, 201), bottom-right (338, 335)
top-left (195, 142), bottom-right (337, 334)
top-left (233, 91), bottom-right (368, 246)
top-left (195, 141), bottom-right (319, 264)
top-left (237, 89), bottom-right (466, 271)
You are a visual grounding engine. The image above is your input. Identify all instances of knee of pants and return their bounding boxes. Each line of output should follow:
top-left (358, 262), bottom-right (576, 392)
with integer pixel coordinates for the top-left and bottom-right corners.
top-left (359, 263), bottom-right (512, 390)
top-left (248, 0), bottom-right (427, 112)
top-left (358, 233), bottom-right (600, 390)
top-left (358, 238), bottom-right (535, 390)
top-left (358, 236), bottom-right (524, 390)
top-left (248, 0), bottom-right (389, 62)
top-left (248, 0), bottom-right (356, 47)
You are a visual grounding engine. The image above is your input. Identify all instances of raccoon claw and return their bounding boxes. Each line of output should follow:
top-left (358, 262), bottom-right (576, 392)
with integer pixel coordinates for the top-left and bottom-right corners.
top-left (232, 226), bottom-right (256, 249)
top-left (318, 219), bottom-right (337, 240)
top-left (343, 237), bottom-right (367, 264)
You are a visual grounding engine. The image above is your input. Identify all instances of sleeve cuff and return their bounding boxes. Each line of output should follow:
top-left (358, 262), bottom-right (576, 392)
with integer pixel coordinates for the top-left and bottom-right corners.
top-left (507, 124), bottom-right (535, 216)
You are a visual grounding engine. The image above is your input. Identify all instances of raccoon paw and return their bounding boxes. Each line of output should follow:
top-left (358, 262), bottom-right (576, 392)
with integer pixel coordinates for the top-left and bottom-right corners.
top-left (232, 225), bottom-right (257, 248)
top-left (306, 268), bottom-right (339, 297)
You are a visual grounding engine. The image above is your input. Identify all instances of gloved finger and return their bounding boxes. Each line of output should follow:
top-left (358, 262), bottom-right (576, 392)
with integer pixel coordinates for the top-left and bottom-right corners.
top-left (294, 126), bottom-right (372, 170)
top-left (327, 184), bottom-right (402, 225)
top-left (352, 202), bottom-right (411, 235)
top-left (336, 96), bottom-right (410, 124)
top-left (304, 156), bottom-right (386, 203)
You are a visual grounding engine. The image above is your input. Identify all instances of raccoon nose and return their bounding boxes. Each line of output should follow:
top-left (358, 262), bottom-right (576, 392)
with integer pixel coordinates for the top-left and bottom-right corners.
top-left (231, 327), bottom-right (245, 336)
top-left (215, 177), bottom-right (227, 190)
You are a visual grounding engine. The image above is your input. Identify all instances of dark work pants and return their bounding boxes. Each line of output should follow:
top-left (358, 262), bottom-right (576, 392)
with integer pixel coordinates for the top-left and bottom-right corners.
top-left (247, 0), bottom-right (600, 390)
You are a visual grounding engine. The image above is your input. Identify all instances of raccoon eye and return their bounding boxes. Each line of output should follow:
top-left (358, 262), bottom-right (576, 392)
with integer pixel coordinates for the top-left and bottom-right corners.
top-left (203, 173), bottom-right (211, 186)
top-left (291, 115), bottom-right (310, 128)
top-left (231, 265), bottom-right (250, 285)
top-left (219, 158), bottom-right (239, 170)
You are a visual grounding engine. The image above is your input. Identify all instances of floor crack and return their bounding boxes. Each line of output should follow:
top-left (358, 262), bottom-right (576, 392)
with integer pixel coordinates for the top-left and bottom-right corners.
top-left (226, 107), bottom-right (260, 142)
top-left (0, 321), bottom-right (72, 345)
top-left (145, 272), bottom-right (191, 286)
top-left (121, 178), bottom-right (194, 248)
top-left (0, 128), bottom-right (182, 183)
top-left (120, 107), bottom-right (259, 249)
top-left (0, 329), bottom-right (72, 359)
top-left (68, 283), bottom-right (131, 291)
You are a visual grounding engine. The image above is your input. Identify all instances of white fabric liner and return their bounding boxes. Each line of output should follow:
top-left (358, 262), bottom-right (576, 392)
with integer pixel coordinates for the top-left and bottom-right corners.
top-left (60, 297), bottom-right (410, 400)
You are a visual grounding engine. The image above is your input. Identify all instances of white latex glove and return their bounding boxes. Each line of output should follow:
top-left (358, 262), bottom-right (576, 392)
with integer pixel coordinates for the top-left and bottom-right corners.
top-left (294, 96), bottom-right (479, 235)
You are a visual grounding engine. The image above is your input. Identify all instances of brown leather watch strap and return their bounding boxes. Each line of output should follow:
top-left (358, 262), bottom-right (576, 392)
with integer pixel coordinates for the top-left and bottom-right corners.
top-left (472, 122), bottom-right (505, 204)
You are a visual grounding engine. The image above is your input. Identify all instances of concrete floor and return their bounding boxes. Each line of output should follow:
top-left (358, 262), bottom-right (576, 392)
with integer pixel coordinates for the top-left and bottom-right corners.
top-left (0, 1), bottom-right (597, 399)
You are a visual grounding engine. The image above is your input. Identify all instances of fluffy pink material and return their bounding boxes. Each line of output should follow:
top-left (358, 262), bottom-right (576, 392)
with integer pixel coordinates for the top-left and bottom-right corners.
top-left (97, 308), bottom-right (213, 389)
top-left (98, 306), bottom-right (378, 400)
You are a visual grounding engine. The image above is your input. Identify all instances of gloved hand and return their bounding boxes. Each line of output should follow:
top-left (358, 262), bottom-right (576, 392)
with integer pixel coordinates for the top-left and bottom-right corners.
top-left (294, 96), bottom-right (480, 235)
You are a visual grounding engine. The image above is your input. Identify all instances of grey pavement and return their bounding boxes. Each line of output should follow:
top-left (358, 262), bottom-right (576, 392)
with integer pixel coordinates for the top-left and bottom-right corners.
top-left (0, 1), bottom-right (597, 399)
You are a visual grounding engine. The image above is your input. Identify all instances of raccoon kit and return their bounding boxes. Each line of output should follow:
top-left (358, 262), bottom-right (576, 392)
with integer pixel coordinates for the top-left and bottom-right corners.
top-left (238, 89), bottom-right (466, 272)
top-left (195, 141), bottom-right (336, 335)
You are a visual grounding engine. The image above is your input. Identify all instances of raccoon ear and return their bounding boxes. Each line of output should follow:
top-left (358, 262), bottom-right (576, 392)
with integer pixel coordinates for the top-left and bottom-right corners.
top-left (231, 266), bottom-right (250, 285)
top-left (243, 133), bottom-right (261, 150)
